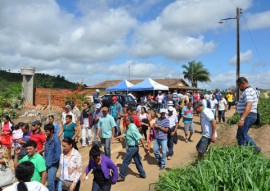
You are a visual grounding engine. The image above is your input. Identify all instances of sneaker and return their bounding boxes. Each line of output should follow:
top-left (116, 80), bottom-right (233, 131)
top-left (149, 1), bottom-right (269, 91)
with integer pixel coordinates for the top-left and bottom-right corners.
top-left (158, 161), bottom-right (161, 167)
top-left (139, 174), bottom-right (146, 179)
top-left (185, 138), bottom-right (188, 143)
top-left (188, 138), bottom-right (193, 142)
top-left (117, 176), bottom-right (125, 182)
top-left (167, 156), bottom-right (171, 160)
top-left (159, 166), bottom-right (165, 171)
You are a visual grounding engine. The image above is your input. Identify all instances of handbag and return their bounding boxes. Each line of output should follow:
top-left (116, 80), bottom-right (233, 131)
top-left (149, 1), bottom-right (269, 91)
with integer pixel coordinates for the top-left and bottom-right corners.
top-left (0, 160), bottom-right (15, 188)
top-left (254, 112), bottom-right (260, 125)
top-left (62, 180), bottom-right (73, 190)
top-left (173, 131), bottom-right (178, 145)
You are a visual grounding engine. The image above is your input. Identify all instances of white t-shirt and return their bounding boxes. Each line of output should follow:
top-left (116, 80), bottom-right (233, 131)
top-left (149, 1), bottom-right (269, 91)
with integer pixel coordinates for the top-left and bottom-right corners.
top-left (201, 108), bottom-right (217, 139)
top-left (218, 98), bottom-right (227, 111)
top-left (166, 114), bottom-right (178, 129)
top-left (62, 111), bottom-right (76, 124)
top-left (156, 94), bottom-right (164, 103)
top-left (3, 181), bottom-right (48, 191)
top-left (201, 99), bottom-right (207, 108)
top-left (209, 99), bottom-right (218, 110)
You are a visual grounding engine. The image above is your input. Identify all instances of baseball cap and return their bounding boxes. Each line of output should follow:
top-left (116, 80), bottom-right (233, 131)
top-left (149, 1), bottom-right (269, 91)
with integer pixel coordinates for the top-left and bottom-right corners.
top-left (31, 120), bottom-right (42, 126)
top-left (167, 101), bottom-right (174, 106)
top-left (112, 96), bottom-right (118, 100)
top-left (96, 103), bottom-right (102, 109)
top-left (159, 108), bottom-right (166, 113)
top-left (95, 89), bottom-right (100, 92)
top-left (65, 105), bottom-right (71, 109)
top-left (194, 102), bottom-right (203, 109)
top-left (168, 106), bottom-right (174, 112)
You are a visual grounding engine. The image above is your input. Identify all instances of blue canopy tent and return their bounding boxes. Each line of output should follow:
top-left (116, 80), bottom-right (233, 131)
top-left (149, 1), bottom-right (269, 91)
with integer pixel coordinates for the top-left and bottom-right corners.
top-left (106, 80), bottom-right (134, 92)
top-left (128, 78), bottom-right (169, 91)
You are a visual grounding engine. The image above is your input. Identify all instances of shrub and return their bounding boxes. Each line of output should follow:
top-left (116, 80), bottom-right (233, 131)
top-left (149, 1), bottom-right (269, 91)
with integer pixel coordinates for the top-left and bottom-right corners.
top-left (153, 146), bottom-right (270, 191)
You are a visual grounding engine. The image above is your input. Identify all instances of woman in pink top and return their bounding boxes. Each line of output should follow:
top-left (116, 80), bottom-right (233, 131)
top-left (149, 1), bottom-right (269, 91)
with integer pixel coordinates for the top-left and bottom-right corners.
top-left (0, 116), bottom-right (13, 160)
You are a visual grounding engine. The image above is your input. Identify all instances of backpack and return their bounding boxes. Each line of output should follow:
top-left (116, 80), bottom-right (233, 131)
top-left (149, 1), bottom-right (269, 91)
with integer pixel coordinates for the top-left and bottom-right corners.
top-left (206, 100), bottom-right (211, 109)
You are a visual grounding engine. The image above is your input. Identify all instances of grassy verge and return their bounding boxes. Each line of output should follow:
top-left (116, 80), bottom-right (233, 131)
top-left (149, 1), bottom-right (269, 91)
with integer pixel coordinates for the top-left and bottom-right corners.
top-left (153, 146), bottom-right (270, 191)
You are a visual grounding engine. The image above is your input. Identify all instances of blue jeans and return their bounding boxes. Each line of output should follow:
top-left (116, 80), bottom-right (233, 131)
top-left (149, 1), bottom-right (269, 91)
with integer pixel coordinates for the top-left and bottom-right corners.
top-left (101, 138), bottom-right (111, 158)
top-left (167, 128), bottom-right (175, 157)
top-left (114, 119), bottom-right (121, 137)
top-left (120, 146), bottom-right (146, 178)
top-left (47, 166), bottom-right (58, 191)
top-left (92, 180), bottom-right (111, 191)
top-left (218, 110), bottom-right (225, 122)
top-left (157, 103), bottom-right (163, 113)
top-left (236, 113), bottom-right (259, 149)
top-left (153, 139), bottom-right (167, 167)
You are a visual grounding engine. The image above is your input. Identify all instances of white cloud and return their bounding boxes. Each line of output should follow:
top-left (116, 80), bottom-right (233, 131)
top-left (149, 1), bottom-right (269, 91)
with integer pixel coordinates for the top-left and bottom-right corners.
top-left (230, 50), bottom-right (253, 65)
top-left (245, 10), bottom-right (270, 30)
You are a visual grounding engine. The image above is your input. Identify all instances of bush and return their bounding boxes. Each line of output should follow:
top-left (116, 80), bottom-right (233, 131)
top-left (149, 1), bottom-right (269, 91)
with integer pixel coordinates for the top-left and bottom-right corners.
top-left (153, 146), bottom-right (270, 191)
top-left (227, 112), bottom-right (240, 125)
top-left (258, 98), bottom-right (270, 125)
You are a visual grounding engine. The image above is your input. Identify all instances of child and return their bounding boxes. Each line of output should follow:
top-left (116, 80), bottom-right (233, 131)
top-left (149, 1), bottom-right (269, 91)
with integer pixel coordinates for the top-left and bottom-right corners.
top-left (12, 123), bottom-right (23, 149)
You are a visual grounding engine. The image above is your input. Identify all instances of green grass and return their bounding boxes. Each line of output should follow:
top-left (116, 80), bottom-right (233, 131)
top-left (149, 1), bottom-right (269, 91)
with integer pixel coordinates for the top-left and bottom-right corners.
top-left (153, 146), bottom-right (270, 191)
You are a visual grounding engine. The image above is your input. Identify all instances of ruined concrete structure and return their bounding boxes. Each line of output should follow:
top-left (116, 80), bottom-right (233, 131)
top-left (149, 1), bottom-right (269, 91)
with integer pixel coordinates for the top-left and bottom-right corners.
top-left (21, 67), bottom-right (35, 105)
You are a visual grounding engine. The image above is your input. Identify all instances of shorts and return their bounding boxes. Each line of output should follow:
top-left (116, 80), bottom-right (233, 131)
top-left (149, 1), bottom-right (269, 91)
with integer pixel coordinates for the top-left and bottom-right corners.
top-left (196, 136), bottom-right (211, 154)
top-left (184, 123), bottom-right (195, 135)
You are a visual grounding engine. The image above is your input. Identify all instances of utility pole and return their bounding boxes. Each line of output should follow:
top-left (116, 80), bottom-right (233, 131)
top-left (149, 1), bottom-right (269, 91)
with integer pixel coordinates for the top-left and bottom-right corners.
top-left (219, 7), bottom-right (242, 101)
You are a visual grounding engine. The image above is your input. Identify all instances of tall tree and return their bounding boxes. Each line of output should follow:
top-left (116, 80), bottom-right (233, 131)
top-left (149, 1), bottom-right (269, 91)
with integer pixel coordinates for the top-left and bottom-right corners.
top-left (182, 60), bottom-right (211, 87)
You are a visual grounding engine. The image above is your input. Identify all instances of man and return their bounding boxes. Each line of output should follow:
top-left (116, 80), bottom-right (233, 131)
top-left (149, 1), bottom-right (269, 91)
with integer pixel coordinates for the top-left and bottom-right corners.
top-left (209, 95), bottom-right (218, 120)
top-left (93, 89), bottom-right (102, 107)
top-left (80, 101), bottom-right (93, 147)
top-left (48, 115), bottom-right (60, 137)
top-left (166, 106), bottom-right (178, 160)
top-left (236, 77), bottom-right (260, 153)
top-left (70, 101), bottom-right (81, 125)
top-left (109, 96), bottom-right (123, 137)
top-left (226, 92), bottom-right (234, 110)
top-left (181, 102), bottom-right (195, 143)
top-left (96, 107), bottom-right (116, 158)
top-left (156, 91), bottom-right (164, 113)
top-left (61, 104), bottom-right (75, 125)
top-left (166, 101), bottom-right (177, 117)
top-left (194, 102), bottom-right (217, 159)
top-left (218, 95), bottom-right (227, 123)
top-left (44, 124), bottom-right (61, 191)
top-left (127, 106), bottom-right (141, 129)
top-left (215, 91), bottom-right (221, 101)
top-left (172, 90), bottom-right (179, 106)
top-left (114, 116), bottom-right (147, 181)
top-left (92, 103), bottom-right (103, 143)
top-left (30, 120), bottom-right (46, 154)
top-left (14, 140), bottom-right (47, 184)
top-left (153, 108), bottom-right (170, 170)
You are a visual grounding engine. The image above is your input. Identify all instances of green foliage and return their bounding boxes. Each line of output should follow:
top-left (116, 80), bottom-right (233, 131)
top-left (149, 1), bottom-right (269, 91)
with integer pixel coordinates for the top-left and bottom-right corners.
top-left (182, 60), bottom-right (211, 87)
top-left (258, 98), bottom-right (270, 125)
top-left (227, 112), bottom-right (240, 125)
top-left (154, 146), bottom-right (270, 191)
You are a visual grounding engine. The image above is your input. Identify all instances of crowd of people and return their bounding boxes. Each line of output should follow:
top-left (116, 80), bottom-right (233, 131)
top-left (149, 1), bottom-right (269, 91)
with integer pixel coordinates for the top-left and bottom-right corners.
top-left (0, 77), bottom-right (260, 191)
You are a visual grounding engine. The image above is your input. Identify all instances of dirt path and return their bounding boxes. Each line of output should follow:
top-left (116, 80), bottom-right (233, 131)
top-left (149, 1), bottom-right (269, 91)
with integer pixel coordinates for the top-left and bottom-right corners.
top-left (79, 108), bottom-right (236, 191)
top-left (264, 92), bottom-right (269, 98)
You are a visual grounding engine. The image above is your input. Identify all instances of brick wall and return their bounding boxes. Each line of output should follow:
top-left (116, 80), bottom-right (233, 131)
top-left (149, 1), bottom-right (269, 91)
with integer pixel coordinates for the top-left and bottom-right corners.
top-left (34, 88), bottom-right (71, 106)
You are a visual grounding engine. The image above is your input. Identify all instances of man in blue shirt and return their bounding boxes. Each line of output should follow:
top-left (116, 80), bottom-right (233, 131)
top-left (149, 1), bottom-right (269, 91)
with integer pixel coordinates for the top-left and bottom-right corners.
top-left (109, 96), bottom-right (123, 137)
top-left (181, 102), bottom-right (195, 143)
top-left (93, 89), bottom-right (101, 108)
top-left (153, 108), bottom-right (170, 171)
top-left (48, 115), bottom-right (60, 137)
top-left (44, 123), bottom-right (61, 191)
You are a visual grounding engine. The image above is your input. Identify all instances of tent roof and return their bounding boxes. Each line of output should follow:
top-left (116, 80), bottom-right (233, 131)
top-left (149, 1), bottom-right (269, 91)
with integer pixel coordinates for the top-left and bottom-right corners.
top-left (105, 79), bottom-right (134, 92)
top-left (129, 78), bottom-right (169, 91)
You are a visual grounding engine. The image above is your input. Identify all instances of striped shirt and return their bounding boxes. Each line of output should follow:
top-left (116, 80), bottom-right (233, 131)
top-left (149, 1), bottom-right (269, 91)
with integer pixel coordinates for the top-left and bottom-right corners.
top-left (237, 87), bottom-right (258, 114)
top-left (155, 117), bottom-right (170, 140)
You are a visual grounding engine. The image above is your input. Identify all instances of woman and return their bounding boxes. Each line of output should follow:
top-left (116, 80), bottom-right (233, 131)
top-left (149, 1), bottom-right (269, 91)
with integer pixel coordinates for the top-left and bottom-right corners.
top-left (59, 115), bottom-right (79, 150)
top-left (139, 107), bottom-right (150, 141)
top-left (3, 161), bottom-right (48, 191)
top-left (82, 144), bottom-right (118, 191)
top-left (146, 111), bottom-right (158, 154)
top-left (0, 116), bottom-right (13, 160)
top-left (58, 137), bottom-right (82, 191)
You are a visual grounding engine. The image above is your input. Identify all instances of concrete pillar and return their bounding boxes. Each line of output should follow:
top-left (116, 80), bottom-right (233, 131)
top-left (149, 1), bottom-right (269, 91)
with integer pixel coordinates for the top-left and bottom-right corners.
top-left (21, 67), bottom-right (35, 105)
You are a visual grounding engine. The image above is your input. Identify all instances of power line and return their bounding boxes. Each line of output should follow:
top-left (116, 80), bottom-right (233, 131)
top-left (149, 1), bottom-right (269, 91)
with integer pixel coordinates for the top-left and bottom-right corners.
top-left (241, 13), bottom-right (264, 66)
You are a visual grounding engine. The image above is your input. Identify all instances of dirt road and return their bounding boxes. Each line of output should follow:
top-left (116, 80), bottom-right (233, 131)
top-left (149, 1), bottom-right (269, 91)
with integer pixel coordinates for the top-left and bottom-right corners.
top-left (79, 108), bottom-right (236, 191)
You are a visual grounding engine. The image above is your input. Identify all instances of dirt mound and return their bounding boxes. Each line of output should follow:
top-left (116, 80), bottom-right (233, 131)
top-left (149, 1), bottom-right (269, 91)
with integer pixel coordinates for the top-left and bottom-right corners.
top-left (217, 124), bottom-right (270, 157)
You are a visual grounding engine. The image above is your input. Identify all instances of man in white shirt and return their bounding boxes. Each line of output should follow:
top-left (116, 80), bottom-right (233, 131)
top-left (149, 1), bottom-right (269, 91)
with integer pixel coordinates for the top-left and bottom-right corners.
top-left (194, 102), bottom-right (217, 159)
top-left (209, 95), bottom-right (218, 120)
top-left (156, 91), bottom-right (164, 113)
top-left (166, 106), bottom-right (178, 160)
top-left (218, 95), bottom-right (227, 123)
top-left (61, 105), bottom-right (76, 125)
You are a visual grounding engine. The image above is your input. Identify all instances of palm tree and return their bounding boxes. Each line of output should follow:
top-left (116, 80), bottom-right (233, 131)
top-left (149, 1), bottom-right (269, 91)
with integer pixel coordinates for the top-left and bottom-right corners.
top-left (182, 60), bottom-right (211, 87)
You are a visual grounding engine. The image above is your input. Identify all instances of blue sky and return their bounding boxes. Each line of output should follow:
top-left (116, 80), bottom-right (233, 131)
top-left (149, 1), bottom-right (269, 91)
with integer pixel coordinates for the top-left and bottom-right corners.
top-left (0, 0), bottom-right (269, 90)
